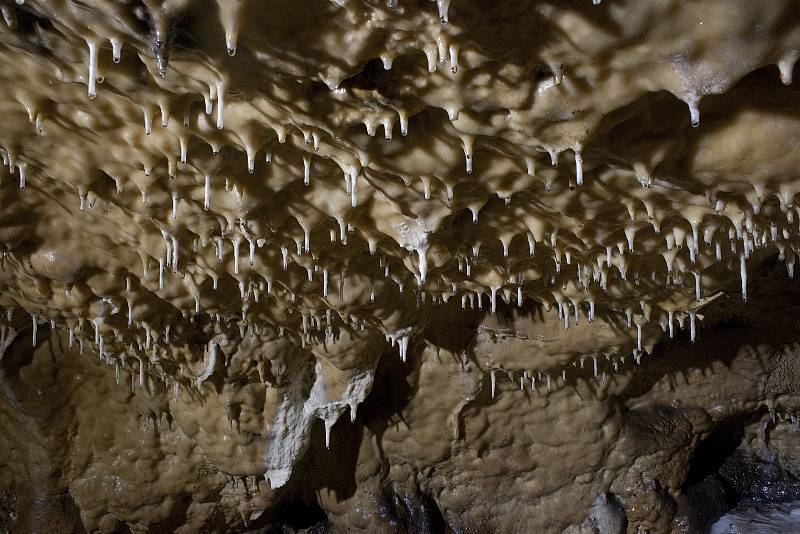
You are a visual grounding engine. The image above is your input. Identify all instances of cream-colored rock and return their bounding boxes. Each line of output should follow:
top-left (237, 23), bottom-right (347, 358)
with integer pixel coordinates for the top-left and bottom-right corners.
top-left (1, 0), bottom-right (800, 532)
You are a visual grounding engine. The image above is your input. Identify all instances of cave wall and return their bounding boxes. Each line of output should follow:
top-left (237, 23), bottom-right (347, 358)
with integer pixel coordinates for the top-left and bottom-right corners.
top-left (3, 262), bottom-right (800, 533)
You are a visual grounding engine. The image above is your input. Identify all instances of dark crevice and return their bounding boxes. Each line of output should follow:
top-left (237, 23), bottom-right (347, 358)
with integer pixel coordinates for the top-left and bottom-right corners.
top-left (683, 418), bottom-right (746, 489)
top-left (275, 498), bottom-right (328, 532)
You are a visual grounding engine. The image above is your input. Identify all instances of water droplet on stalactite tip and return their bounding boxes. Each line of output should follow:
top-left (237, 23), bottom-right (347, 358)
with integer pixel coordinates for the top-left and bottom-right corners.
top-left (547, 147), bottom-right (559, 167)
top-left (303, 155), bottom-right (311, 185)
top-left (490, 285), bottom-right (499, 314)
top-left (740, 252), bottom-right (748, 302)
top-left (382, 118), bottom-right (394, 141)
top-left (232, 236), bottom-right (241, 274)
top-left (203, 92), bottom-right (213, 115)
top-left (688, 100), bottom-right (700, 127)
top-left (417, 247), bottom-right (429, 285)
top-left (395, 111), bottom-right (409, 138)
top-left (350, 169), bottom-right (358, 207)
top-left (281, 247), bottom-right (289, 270)
top-left (301, 128), bottom-right (313, 145)
top-left (303, 228), bottom-right (311, 254)
top-left (164, 234), bottom-right (173, 269)
top-left (176, 138), bottom-right (188, 165)
top-left (778, 50), bottom-right (799, 85)
top-left (215, 238), bottom-right (223, 262)
top-left (159, 102), bottom-right (169, 128)
top-left (323, 418), bottom-right (333, 449)
top-left (574, 147), bottom-right (583, 186)
top-left (462, 136), bottom-right (474, 174)
top-left (437, 0), bottom-right (451, 23)
top-left (246, 147), bottom-right (255, 174)
top-left (86, 39), bottom-right (99, 99)
top-left (693, 271), bottom-right (701, 301)
top-left (171, 235), bottom-right (179, 271)
top-left (110, 38), bottom-right (122, 63)
top-left (398, 335), bottom-right (409, 362)
top-left (449, 44), bottom-right (459, 73)
top-left (423, 44), bottom-right (438, 73)
top-left (171, 193), bottom-right (178, 220)
top-left (215, 81), bottom-right (226, 130)
top-left (636, 323), bottom-right (642, 351)
top-left (413, 178), bottom-right (428, 202)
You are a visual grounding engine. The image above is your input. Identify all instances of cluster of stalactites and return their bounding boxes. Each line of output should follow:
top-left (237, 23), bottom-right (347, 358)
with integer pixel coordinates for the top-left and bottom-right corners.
top-left (4, 133), bottom-right (800, 373)
top-left (1, 0), bottom-right (799, 381)
top-left (486, 349), bottom-right (636, 401)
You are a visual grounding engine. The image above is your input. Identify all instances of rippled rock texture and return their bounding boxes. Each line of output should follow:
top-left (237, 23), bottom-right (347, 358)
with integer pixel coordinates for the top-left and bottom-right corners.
top-left (2, 0), bottom-right (800, 532)
top-left (3, 261), bottom-right (800, 533)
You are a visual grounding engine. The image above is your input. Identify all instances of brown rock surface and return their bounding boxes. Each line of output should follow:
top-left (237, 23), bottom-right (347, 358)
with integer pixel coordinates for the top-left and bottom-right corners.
top-left (1, 263), bottom-right (800, 532)
top-left (1, 1), bottom-right (800, 532)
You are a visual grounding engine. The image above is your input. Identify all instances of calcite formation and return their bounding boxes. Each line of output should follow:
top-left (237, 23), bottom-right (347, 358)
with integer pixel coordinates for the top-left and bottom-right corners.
top-left (2, 0), bottom-right (800, 532)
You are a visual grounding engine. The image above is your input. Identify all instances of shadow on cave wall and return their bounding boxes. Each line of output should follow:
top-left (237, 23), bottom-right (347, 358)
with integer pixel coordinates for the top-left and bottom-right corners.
top-left (610, 255), bottom-right (800, 531)
top-left (613, 253), bottom-right (799, 404)
top-left (5, 256), bottom-right (800, 533)
top-left (315, 252), bottom-right (800, 533)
